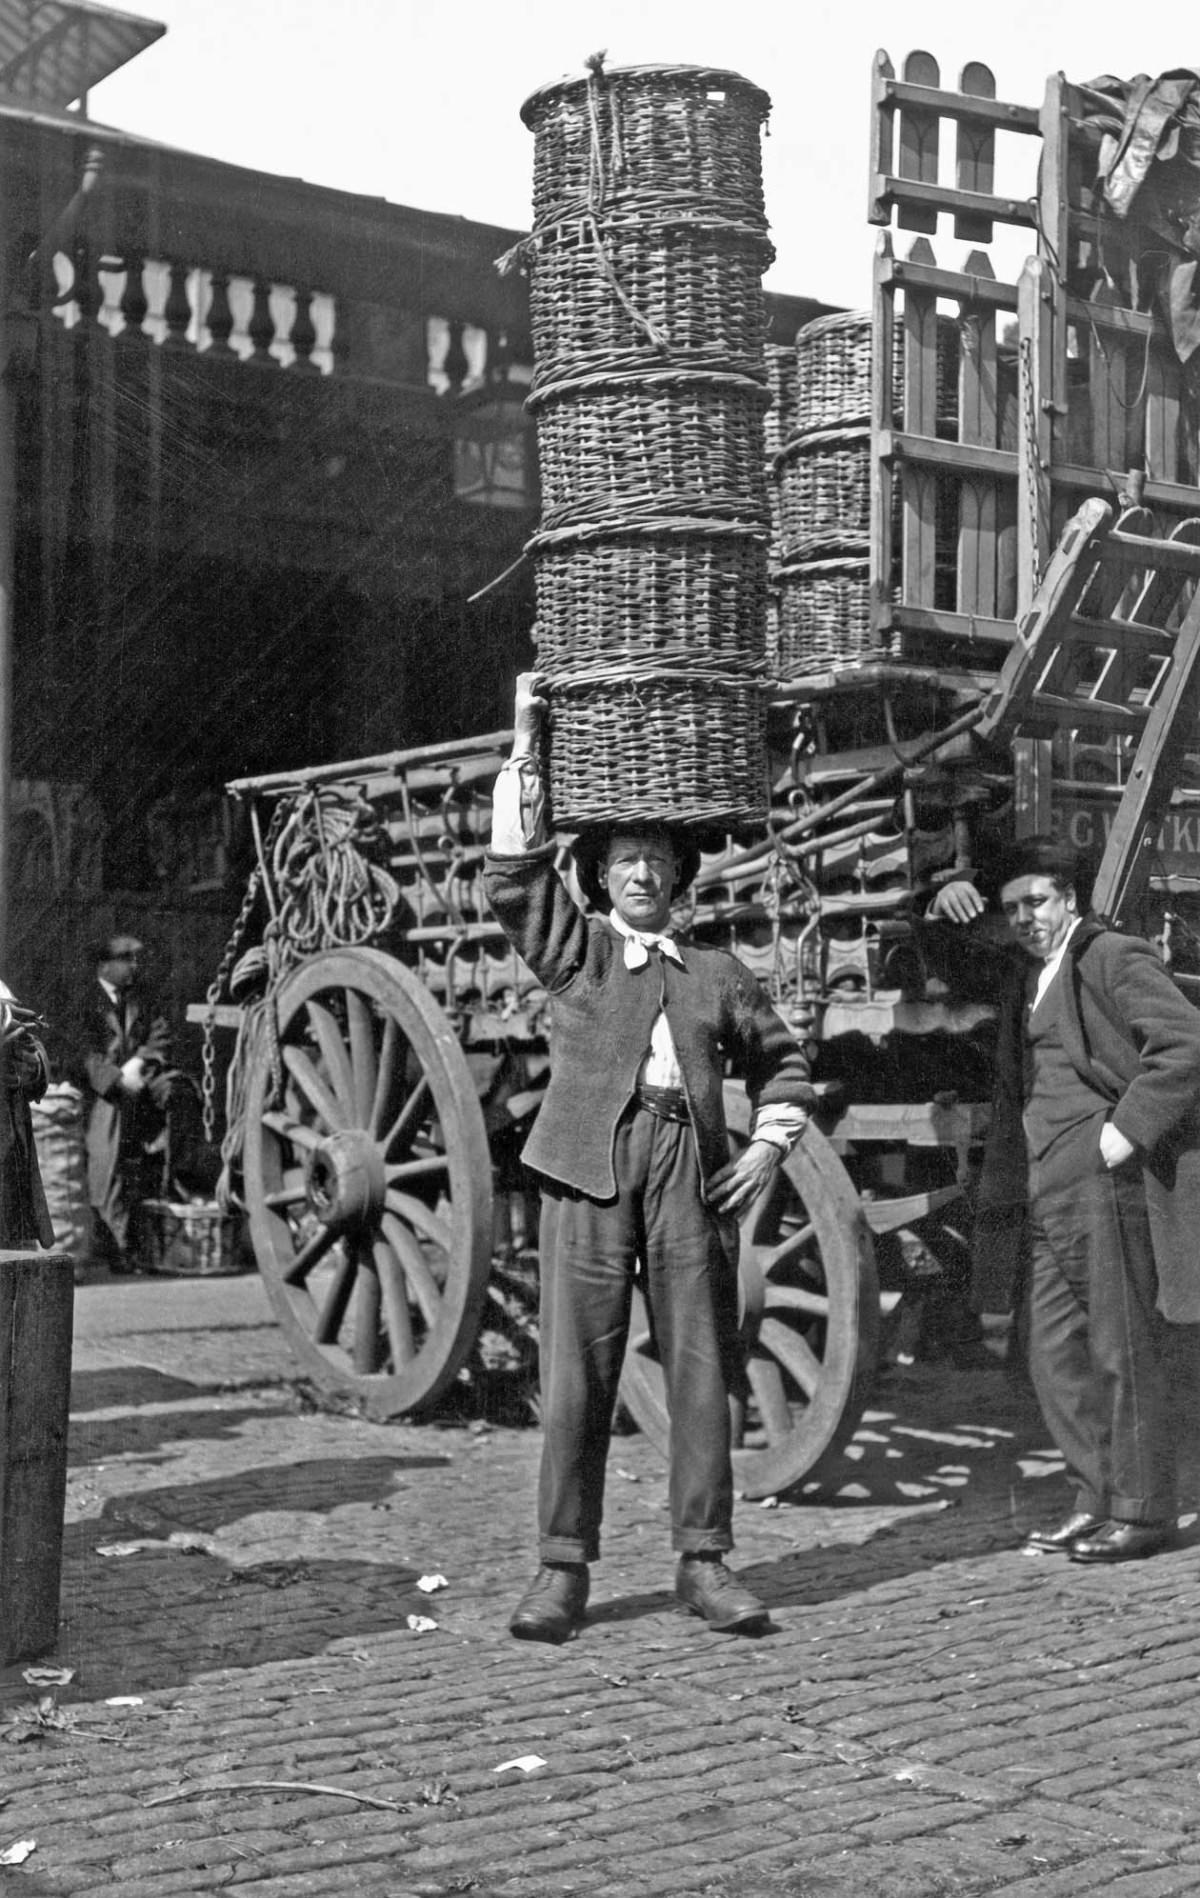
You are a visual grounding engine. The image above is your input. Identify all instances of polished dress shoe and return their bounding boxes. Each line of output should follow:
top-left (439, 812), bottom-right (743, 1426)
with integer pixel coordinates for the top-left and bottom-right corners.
top-left (509, 1563), bottom-right (589, 1643)
top-left (676, 1557), bottom-right (768, 1632)
top-left (1068, 1520), bottom-right (1171, 1564)
top-left (1023, 1509), bottom-right (1106, 1554)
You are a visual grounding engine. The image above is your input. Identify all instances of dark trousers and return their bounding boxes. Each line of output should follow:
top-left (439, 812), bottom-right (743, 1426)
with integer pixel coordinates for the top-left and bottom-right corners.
top-left (1028, 1149), bottom-right (1176, 1523)
top-left (536, 1103), bottom-right (740, 1564)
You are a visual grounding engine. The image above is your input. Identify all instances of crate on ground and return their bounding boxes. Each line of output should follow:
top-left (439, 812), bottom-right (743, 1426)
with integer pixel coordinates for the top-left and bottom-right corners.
top-left (140, 1197), bottom-right (238, 1276)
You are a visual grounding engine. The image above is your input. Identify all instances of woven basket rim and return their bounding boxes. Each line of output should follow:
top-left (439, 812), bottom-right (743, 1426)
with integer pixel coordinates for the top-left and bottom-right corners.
top-left (773, 423), bottom-right (872, 469)
top-left (521, 63), bottom-right (771, 125)
top-left (795, 308), bottom-right (871, 344)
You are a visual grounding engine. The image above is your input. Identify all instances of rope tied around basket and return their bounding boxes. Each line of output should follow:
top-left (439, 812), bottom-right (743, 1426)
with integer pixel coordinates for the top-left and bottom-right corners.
top-left (579, 50), bottom-right (669, 353)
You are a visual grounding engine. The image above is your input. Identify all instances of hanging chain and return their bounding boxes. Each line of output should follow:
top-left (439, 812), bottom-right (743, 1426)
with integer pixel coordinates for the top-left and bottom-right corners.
top-left (1019, 334), bottom-right (1045, 595)
top-left (200, 800), bottom-right (286, 1147)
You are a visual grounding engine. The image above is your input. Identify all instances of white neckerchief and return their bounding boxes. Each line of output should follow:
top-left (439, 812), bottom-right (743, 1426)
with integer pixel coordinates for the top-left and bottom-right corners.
top-left (608, 909), bottom-right (684, 970)
top-left (1031, 916), bottom-right (1082, 1010)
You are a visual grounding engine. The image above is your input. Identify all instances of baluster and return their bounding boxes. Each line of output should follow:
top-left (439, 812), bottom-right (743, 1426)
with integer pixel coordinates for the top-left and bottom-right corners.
top-left (247, 276), bottom-right (278, 365)
top-left (204, 270), bottom-right (236, 356)
top-left (70, 236), bottom-right (100, 334)
top-left (289, 285), bottom-right (319, 373)
top-left (162, 259), bottom-right (192, 350)
top-left (443, 317), bottom-right (468, 393)
top-left (116, 250), bottom-right (149, 343)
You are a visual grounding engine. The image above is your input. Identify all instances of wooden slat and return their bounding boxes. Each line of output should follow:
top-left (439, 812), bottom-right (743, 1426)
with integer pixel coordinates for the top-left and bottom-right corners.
top-left (901, 235), bottom-right (940, 613)
top-left (1087, 282), bottom-right (1129, 477)
top-left (879, 252), bottom-right (1017, 308)
top-left (867, 49), bottom-right (897, 225)
top-left (886, 602), bottom-right (1014, 645)
top-left (870, 232), bottom-right (898, 642)
top-left (1145, 345), bottom-right (1183, 487)
top-left (877, 177), bottom-right (1038, 226)
top-left (1052, 465), bottom-right (1200, 513)
top-left (881, 429), bottom-right (1014, 478)
top-left (955, 62), bottom-right (996, 242)
top-left (880, 77), bottom-right (1039, 130)
top-left (958, 249), bottom-right (999, 616)
top-left (897, 50), bottom-right (941, 235)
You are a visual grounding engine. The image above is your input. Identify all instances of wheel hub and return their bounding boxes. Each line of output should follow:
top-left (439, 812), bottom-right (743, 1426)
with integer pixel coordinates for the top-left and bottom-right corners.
top-left (306, 1129), bottom-right (386, 1231)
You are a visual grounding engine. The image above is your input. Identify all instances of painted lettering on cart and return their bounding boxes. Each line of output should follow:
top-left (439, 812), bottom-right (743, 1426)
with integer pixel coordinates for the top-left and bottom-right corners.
top-left (1052, 802), bottom-right (1200, 873)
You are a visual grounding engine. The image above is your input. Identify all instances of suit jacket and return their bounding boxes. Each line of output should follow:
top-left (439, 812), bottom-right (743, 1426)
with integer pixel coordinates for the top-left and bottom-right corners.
top-left (484, 845), bottom-right (814, 1199)
top-left (68, 983), bottom-right (172, 1205)
top-left (980, 916), bottom-right (1200, 1321)
top-left (0, 1016), bottom-right (52, 1247)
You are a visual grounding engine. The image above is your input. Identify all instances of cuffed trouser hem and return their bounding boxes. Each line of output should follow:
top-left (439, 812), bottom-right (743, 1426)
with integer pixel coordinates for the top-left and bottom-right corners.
top-left (1107, 1494), bottom-right (1176, 1525)
top-left (672, 1530), bottom-right (734, 1555)
top-left (539, 1538), bottom-right (596, 1565)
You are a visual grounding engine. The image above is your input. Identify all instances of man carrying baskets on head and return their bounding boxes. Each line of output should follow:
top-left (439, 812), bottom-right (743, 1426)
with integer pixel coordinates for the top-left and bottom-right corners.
top-left (484, 674), bottom-right (815, 1643)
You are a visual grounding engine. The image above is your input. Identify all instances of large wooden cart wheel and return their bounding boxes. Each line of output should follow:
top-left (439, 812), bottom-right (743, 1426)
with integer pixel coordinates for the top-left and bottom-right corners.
top-left (618, 1083), bottom-right (879, 1499)
top-left (243, 947), bottom-right (493, 1420)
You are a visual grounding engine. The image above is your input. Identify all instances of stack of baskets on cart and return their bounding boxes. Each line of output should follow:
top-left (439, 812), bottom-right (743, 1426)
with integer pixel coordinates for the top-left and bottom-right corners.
top-left (770, 310), bottom-right (879, 676)
top-left (510, 58), bottom-right (776, 830)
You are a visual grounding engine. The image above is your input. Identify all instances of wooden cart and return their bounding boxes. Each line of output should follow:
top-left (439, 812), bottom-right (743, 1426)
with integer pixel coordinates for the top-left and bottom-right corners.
top-left (193, 51), bottom-right (1200, 1497)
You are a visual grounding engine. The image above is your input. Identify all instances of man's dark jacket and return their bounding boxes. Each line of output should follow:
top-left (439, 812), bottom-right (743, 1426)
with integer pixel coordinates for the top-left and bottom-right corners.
top-left (980, 915), bottom-right (1200, 1322)
top-left (484, 845), bottom-right (814, 1198)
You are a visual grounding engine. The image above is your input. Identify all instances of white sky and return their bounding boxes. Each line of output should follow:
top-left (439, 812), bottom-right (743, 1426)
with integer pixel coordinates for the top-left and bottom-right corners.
top-left (86, 0), bottom-right (1199, 311)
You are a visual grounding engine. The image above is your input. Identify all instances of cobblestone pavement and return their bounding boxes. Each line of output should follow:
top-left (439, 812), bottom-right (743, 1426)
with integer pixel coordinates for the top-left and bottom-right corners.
top-left (5, 1271), bottom-right (1200, 1896)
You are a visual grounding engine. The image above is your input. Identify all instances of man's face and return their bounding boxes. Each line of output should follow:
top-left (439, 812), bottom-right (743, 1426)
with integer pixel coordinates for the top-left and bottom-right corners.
top-left (604, 832), bottom-right (679, 933)
top-left (100, 940), bottom-right (142, 991)
top-left (999, 874), bottom-right (1078, 960)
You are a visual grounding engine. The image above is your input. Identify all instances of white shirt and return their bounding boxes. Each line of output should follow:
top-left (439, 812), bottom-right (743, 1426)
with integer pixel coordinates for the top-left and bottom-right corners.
top-left (1031, 918), bottom-right (1082, 1011)
top-left (492, 752), bottom-right (807, 1153)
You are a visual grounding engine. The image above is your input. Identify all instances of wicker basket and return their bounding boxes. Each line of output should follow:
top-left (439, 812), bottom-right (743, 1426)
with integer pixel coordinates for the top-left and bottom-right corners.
top-left (527, 223), bottom-right (770, 388)
top-left (546, 675), bottom-right (769, 829)
top-left (531, 373), bottom-right (770, 528)
top-left (775, 425), bottom-right (871, 562)
top-left (771, 556), bottom-right (878, 677)
top-left (792, 307), bottom-right (961, 438)
top-left (532, 530), bottom-right (769, 678)
top-left (763, 342), bottom-right (797, 460)
top-left (521, 63), bottom-right (771, 233)
top-left (140, 1198), bottom-right (238, 1276)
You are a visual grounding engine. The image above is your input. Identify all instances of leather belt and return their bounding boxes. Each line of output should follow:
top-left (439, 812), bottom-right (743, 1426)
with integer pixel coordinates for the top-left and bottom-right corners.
top-left (635, 1083), bottom-right (690, 1124)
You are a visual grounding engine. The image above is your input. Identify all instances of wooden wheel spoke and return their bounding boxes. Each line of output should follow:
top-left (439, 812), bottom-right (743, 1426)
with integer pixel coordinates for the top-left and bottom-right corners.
top-left (385, 1189), bottom-right (452, 1252)
top-left (282, 1045), bottom-right (349, 1133)
top-left (313, 1248), bottom-right (355, 1343)
top-left (382, 1212), bottom-right (443, 1329)
top-left (303, 999), bottom-right (357, 1119)
top-left (346, 990), bottom-right (378, 1126)
top-left (383, 1075), bottom-right (430, 1154)
top-left (282, 1221), bottom-right (339, 1286)
top-left (758, 1315), bottom-right (823, 1399)
top-left (369, 1018), bottom-right (400, 1138)
top-left (386, 1153), bottom-right (450, 1183)
top-left (375, 1239), bottom-right (416, 1367)
top-left (746, 1354), bottom-right (795, 1442)
top-left (352, 1247), bottom-right (383, 1374)
top-left (762, 1220), bottom-right (816, 1272)
top-left (262, 1110), bottom-right (321, 1153)
top-left (265, 1177), bottom-right (309, 1211)
top-left (763, 1282), bottom-right (829, 1319)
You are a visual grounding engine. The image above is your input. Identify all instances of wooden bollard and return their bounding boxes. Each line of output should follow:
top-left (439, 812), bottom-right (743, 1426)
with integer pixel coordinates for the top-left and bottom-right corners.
top-left (0, 1252), bottom-right (74, 1663)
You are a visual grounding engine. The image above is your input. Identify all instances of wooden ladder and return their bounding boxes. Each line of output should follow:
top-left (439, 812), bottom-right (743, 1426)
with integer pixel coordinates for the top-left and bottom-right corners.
top-left (973, 496), bottom-right (1200, 924)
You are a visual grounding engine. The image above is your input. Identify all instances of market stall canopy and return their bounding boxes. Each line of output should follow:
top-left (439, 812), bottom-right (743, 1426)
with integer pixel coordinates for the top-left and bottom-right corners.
top-left (0, 0), bottom-right (162, 111)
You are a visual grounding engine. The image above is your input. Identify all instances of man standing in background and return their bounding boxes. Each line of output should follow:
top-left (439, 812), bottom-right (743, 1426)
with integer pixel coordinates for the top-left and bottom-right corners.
top-left (70, 934), bottom-right (172, 1275)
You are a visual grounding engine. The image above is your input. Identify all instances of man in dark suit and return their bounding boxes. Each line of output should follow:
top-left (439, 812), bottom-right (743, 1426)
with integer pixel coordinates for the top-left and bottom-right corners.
top-left (484, 677), bottom-right (814, 1641)
top-left (935, 837), bottom-right (1200, 1562)
top-left (71, 934), bottom-right (172, 1274)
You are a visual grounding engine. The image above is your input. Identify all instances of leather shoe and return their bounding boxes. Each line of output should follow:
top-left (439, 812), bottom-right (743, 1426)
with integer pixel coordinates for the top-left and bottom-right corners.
top-left (1068, 1520), bottom-right (1171, 1564)
top-left (509, 1563), bottom-right (588, 1643)
top-left (676, 1557), bottom-right (768, 1632)
top-left (1023, 1509), bottom-right (1106, 1554)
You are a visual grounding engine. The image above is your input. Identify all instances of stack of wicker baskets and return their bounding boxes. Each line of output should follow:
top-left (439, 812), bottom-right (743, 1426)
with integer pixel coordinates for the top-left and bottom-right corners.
top-left (771, 310), bottom-right (877, 677)
top-left (511, 59), bottom-right (775, 830)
